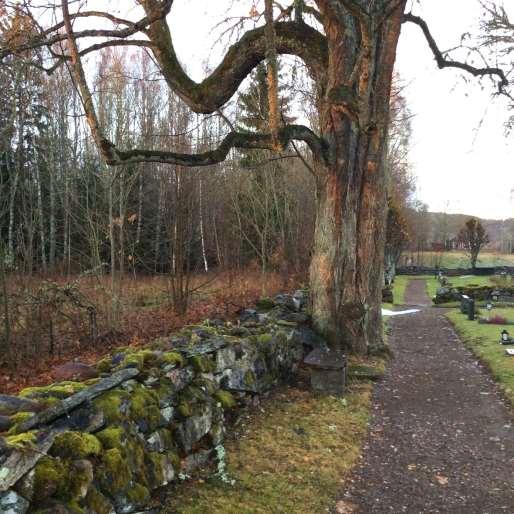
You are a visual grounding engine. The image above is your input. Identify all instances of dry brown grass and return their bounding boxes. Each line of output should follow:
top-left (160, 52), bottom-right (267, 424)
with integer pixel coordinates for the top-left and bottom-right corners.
top-left (0, 269), bottom-right (303, 394)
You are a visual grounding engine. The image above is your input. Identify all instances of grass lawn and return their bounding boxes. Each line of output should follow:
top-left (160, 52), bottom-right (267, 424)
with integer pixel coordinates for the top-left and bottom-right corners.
top-left (163, 361), bottom-right (384, 514)
top-left (447, 309), bottom-right (514, 406)
top-left (401, 251), bottom-right (514, 269)
top-left (391, 275), bottom-right (411, 305)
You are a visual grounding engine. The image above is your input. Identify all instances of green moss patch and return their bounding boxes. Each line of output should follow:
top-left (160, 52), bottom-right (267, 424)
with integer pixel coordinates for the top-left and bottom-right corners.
top-left (214, 390), bottom-right (236, 409)
top-left (129, 384), bottom-right (162, 432)
top-left (5, 430), bottom-right (37, 449)
top-left (161, 351), bottom-right (185, 367)
top-left (256, 297), bottom-right (275, 310)
top-left (93, 389), bottom-right (129, 423)
top-left (19, 381), bottom-right (87, 400)
top-left (97, 448), bottom-right (132, 495)
top-left (189, 355), bottom-right (215, 373)
top-left (7, 411), bottom-right (35, 434)
top-left (51, 431), bottom-right (102, 459)
top-left (96, 426), bottom-right (125, 450)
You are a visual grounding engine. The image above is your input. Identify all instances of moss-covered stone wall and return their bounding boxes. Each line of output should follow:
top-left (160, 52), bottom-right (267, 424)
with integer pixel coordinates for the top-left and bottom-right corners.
top-left (0, 291), bottom-right (320, 514)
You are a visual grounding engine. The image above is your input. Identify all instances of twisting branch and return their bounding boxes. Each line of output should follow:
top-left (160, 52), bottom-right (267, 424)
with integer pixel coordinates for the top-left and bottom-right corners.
top-left (403, 12), bottom-right (510, 95)
top-left (139, 0), bottom-right (327, 114)
top-left (59, 0), bottom-right (327, 168)
top-left (114, 125), bottom-right (328, 166)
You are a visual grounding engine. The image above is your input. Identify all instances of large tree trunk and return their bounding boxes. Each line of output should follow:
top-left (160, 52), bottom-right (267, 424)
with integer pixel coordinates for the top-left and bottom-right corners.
top-left (309, 2), bottom-right (405, 354)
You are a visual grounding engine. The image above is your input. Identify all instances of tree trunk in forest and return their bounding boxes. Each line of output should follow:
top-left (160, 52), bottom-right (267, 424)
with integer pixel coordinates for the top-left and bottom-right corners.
top-left (309, 3), bottom-right (405, 355)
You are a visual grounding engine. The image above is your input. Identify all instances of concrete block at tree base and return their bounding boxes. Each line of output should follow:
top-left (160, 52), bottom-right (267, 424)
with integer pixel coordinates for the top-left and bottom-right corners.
top-left (304, 347), bottom-right (347, 395)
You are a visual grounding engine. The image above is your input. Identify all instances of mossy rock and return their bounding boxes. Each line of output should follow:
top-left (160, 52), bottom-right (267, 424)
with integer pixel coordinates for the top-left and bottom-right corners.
top-left (256, 297), bottom-right (276, 310)
top-left (128, 384), bottom-right (162, 432)
top-left (7, 411), bottom-right (36, 434)
top-left (257, 333), bottom-right (273, 345)
top-left (33, 456), bottom-right (68, 501)
top-left (178, 402), bottom-right (193, 417)
top-left (126, 482), bottom-right (150, 506)
top-left (189, 354), bottom-right (215, 373)
top-left (96, 448), bottom-right (132, 495)
top-left (194, 377), bottom-right (216, 395)
top-left (96, 357), bottom-right (113, 374)
top-left (19, 381), bottom-right (87, 400)
top-left (160, 351), bottom-right (185, 368)
top-left (50, 432), bottom-right (102, 460)
top-left (93, 388), bottom-right (129, 423)
top-left (5, 430), bottom-right (37, 449)
top-left (118, 350), bottom-right (159, 371)
top-left (244, 370), bottom-right (257, 387)
top-left (214, 390), bottom-right (236, 409)
top-left (84, 486), bottom-right (114, 514)
top-left (96, 426), bottom-right (125, 450)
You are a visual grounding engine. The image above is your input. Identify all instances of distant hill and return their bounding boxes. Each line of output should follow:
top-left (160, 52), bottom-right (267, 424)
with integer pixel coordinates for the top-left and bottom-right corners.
top-left (424, 212), bottom-right (514, 252)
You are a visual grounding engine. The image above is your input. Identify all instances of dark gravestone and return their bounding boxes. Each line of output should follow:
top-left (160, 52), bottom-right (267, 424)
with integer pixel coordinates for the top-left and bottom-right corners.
top-left (304, 347), bottom-right (346, 395)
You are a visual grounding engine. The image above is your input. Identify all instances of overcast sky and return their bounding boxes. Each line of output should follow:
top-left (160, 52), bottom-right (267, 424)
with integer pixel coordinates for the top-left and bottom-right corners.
top-left (164, 0), bottom-right (514, 220)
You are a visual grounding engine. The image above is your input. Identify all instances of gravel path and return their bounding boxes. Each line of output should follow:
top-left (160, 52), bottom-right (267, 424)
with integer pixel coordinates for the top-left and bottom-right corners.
top-left (338, 279), bottom-right (514, 513)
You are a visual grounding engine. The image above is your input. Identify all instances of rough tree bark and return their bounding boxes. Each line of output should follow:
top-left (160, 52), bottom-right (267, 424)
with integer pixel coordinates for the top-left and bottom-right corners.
top-left (308, 1), bottom-right (405, 353)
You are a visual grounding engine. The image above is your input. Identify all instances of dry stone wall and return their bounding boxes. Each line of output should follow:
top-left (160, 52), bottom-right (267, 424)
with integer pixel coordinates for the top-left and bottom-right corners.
top-left (0, 290), bottom-right (322, 514)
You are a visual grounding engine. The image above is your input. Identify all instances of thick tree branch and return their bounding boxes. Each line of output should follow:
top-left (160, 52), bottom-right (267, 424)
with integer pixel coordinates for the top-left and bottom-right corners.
top-left (403, 12), bottom-right (510, 94)
top-left (140, 0), bottom-right (327, 113)
top-left (60, 0), bottom-right (327, 168)
top-left (114, 125), bottom-right (328, 166)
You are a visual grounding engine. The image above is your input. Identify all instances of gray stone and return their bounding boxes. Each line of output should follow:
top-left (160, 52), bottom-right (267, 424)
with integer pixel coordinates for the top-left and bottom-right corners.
top-left (0, 415), bottom-right (13, 432)
top-left (291, 327), bottom-right (326, 349)
top-left (165, 367), bottom-right (194, 392)
top-left (175, 407), bottom-right (213, 452)
top-left (181, 449), bottom-right (213, 474)
top-left (53, 362), bottom-right (99, 382)
top-left (121, 379), bottom-right (139, 392)
top-left (0, 430), bottom-right (57, 492)
top-left (160, 406), bottom-right (174, 423)
top-left (0, 395), bottom-right (42, 416)
top-left (52, 405), bottom-right (105, 433)
top-left (172, 338), bottom-right (226, 358)
top-left (13, 469), bottom-right (34, 503)
top-left (71, 460), bottom-right (93, 499)
top-left (215, 346), bottom-right (236, 373)
top-left (146, 429), bottom-right (172, 453)
top-left (239, 309), bottom-right (258, 322)
top-left (304, 347), bottom-right (346, 395)
top-left (154, 453), bottom-right (175, 486)
top-left (0, 490), bottom-right (29, 514)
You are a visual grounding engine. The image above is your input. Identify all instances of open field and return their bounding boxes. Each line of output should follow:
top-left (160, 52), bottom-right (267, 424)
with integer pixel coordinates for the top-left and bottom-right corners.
top-left (447, 308), bottom-right (514, 406)
top-left (400, 251), bottom-right (514, 269)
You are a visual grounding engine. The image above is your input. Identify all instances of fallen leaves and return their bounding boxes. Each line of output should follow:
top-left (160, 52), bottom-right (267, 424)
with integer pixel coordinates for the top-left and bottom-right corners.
top-left (335, 500), bottom-right (356, 513)
top-left (435, 473), bottom-right (449, 485)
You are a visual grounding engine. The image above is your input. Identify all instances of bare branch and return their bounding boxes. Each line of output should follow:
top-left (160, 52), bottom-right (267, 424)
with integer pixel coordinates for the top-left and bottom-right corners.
top-left (403, 12), bottom-right (510, 95)
top-left (113, 125), bottom-right (328, 166)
